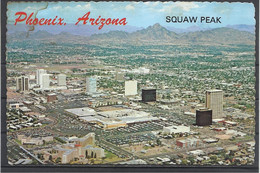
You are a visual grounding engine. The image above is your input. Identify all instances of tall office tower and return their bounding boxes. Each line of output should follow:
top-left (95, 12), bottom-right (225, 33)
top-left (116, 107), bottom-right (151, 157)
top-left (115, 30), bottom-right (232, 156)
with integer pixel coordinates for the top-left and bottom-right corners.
top-left (16, 76), bottom-right (29, 91)
top-left (196, 108), bottom-right (212, 126)
top-left (86, 77), bottom-right (97, 93)
top-left (124, 80), bottom-right (138, 96)
top-left (205, 89), bottom-right (223, 118)
top-left (36, 69), bottom-right (47, 86)
top-left (142, 89), bottom-right (156, 102)
top-left (41, 74), bottom-right (50, 89)
top-left (57, 74), bottom-right (66, 86)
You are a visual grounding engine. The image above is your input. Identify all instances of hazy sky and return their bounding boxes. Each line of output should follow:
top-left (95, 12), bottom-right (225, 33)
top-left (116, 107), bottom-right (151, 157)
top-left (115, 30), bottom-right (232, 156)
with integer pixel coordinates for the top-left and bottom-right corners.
top-left (7, 2), bottom-right (255, 28)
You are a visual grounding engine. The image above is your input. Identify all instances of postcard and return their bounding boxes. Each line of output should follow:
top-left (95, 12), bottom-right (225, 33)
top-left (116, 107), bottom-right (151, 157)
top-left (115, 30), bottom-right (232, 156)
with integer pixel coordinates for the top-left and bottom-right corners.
top-left (1, 1), bottom-right (258, 172)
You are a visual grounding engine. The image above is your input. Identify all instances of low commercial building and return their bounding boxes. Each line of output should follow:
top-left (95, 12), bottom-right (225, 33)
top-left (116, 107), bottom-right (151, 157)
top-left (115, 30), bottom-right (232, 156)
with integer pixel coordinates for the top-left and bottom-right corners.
top-left (66, 106), bottom-right (159, 130)
top-left (188, 149), bottom-right (205, 156)
top-left (163, 125), bottom-right (190, 134)
top-left (119, 159), bottom-right (147, 164)
top-left (9, 103), bottom-right (24, 109)
top-left (17, 134), bottom-right (53, 145)
top-left (176, 138), bottom-right (202, 148)
top-left (65, 107), bottom-right (97, 117)
top-left (203, 138), bottom-right (218, 143)
top-left (223, 121), bottom-right (237, 126)
top-left (47, 93), bottom-right (57, 102)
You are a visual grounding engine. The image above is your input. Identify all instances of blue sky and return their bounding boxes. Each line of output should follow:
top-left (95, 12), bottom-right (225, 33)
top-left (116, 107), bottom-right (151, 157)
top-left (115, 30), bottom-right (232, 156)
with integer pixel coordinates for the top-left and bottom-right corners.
top-left (7, 2), bottom-right (255, 28)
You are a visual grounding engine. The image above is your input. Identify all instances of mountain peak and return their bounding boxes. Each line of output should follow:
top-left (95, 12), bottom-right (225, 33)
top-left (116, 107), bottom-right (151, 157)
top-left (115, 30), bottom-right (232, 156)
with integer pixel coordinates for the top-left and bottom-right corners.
top-left (153, 23), bottom-right (162, 27)
top-left (150, 23), bottom-right (165, 30)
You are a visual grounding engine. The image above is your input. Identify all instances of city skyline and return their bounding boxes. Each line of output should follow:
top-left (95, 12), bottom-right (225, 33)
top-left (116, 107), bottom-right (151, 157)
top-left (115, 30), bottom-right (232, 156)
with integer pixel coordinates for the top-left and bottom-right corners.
top-left (3, 1), bottom-right (257, 168)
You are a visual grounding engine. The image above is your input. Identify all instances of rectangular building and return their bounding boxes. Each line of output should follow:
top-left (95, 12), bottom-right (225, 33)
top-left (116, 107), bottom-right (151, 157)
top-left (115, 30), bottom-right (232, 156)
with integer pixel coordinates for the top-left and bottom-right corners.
top-left (196, 108), bottom-right (212, 126)
top-left (125, 80), bottom-right (138, 96)
top-left (86, 77), bottom-right (97, 93)
top-left (16, 76), bottom-right (29, 92)
top-left (206, 90), bottom-right (223, 118)
top-left (47, 93), bottom-right (57, 102)
top-left (142, 89), bottom-right (156, 102)
top-left (176, 138), bottom-right (202, 148)
top-left (57, 74), bottom-right (66, 86)
top-left (36, 69), bottom-right (46, 86)
top-left (41, 74), bottom-right (50, 89)
top-left (163, 125), bottom-right (190, 134)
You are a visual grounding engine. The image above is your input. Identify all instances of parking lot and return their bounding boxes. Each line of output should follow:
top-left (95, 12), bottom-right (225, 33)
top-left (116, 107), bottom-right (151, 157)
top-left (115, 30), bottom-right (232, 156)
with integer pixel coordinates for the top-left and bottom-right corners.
top-left (106, 132), bottom-right (157, 146)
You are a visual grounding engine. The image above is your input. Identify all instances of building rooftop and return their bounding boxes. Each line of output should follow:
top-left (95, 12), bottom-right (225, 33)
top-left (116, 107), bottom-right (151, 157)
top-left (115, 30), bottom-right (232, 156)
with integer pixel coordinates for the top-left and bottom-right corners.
top-left (65, 107), bottom-right (97, 117)
top-left (206, 89), bottom-right (223, 93)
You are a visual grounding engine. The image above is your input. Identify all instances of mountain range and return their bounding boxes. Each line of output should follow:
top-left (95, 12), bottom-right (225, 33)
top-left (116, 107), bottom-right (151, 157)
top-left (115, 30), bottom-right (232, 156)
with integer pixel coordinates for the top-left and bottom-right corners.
top-left (7, 23), bottom-right (255, 45)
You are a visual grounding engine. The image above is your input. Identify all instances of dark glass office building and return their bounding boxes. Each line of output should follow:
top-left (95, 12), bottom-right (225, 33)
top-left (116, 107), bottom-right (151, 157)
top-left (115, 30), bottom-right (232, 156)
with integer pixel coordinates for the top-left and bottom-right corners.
top-left (196, 108), bottom-right (212, 126)
top-left (142, 89), bottom-right (156, 102)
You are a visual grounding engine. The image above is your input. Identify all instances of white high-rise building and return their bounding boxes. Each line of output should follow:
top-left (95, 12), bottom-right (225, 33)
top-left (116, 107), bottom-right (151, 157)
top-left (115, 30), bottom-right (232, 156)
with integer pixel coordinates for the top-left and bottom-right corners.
top-left (16, 76), bottom-right (29, 91)
top-left (125, 80), bottom-right (138, 96)
top-left (57, 74), bottom-right (66, 86)
top-left (86, 77), bottom-right (97, 93)
top-left (206, 89), bottom-right (223, 118)
top-left (41, 74), bottom-right (50, 89)
top-left (36, 69), bottom-right (47, 86)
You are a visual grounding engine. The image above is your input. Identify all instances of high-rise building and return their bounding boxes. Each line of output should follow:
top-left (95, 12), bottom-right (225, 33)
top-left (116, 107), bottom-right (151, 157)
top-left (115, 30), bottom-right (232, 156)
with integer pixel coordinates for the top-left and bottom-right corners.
top-left (57, 74), bottom-right (66, 86)
top-left (142, 89), bottom-right (156, 102)
top-left (86, 77), bottom-right (97, 93)
top-left (205, 89), bottom-right (223, 118)
top-left (36, 69), bottom-right (46, 86)
top-left (41, 74), bottom-right (50, 89)
top-left (124, 80), bottom-right (138, 96)
top-left (16, 76), bottom-right (29, 91)
top-left (196, 108), bottom-right (212, 126)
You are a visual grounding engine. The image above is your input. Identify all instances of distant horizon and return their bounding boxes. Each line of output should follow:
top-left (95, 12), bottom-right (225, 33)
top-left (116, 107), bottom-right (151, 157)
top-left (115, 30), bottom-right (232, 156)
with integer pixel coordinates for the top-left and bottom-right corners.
top-left (7, 23), bottom-right (255, 36)
top-left (7, 2), bottom-right (255, 28)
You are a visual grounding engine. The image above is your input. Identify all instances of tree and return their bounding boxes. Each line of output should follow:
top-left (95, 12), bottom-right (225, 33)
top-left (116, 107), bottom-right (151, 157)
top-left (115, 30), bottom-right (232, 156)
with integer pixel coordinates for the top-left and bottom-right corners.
top-left (55, 157), bottom-right (61, 163)
top-left (49, 155), bottom-right (52, 161)
top-left (37, 153), bottom-right (44, 160)
top-left (156, 139), bottom-right (162, 146)
top-left (188, 156), bottom-right (195, 165)
top-left (181, 159), bottom-right (188, 165)
top-left (210, 155), bottom-right (218, 163)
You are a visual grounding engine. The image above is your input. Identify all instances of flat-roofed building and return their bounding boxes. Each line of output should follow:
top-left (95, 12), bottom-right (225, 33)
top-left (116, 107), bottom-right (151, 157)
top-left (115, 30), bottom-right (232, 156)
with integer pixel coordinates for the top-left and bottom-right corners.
top-left (176, 138), bottom-right (202, 148)
top-left (57, 74), bottom-right (66, 86)
top-left (125, 80), bottom-right (138, 96)
top-left (47, 93), bottom-right (57, 102)
top-left (66, 106), bottom-right (159, 130)
top-left (16, 76), bottom-right (29, 92)
top-left (65, 107), bottom-right (97, 117)
top-left (36, 69), bottom-right (47, 86)
top-left (41, 74), bottom-right (50, 89)
top-left (142, 89), bottom-right (156, 102)
top-left (196, 108), bottom-right (212, 126)
top-left (206, 89), bottom-right (223, 118)
top-left (86, 77), bottom-right (97, 93)
top-left (163, 125), bottom-right (190, 134)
